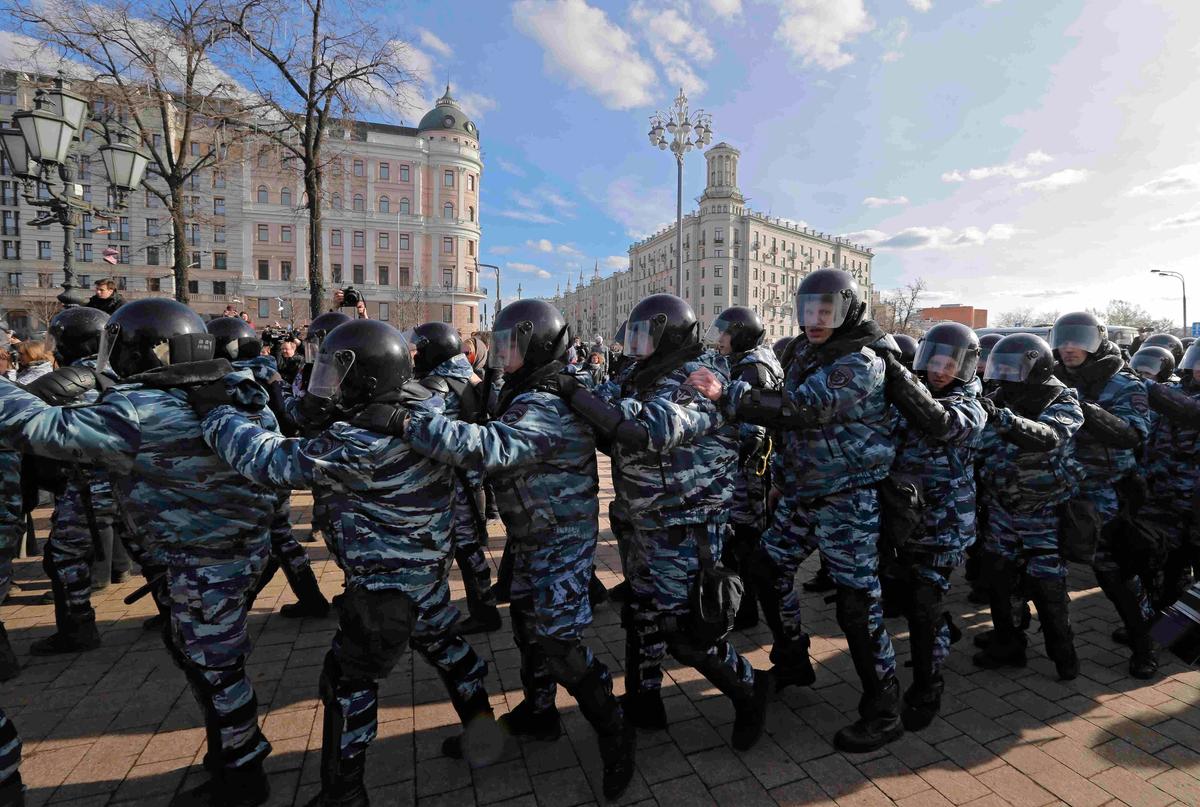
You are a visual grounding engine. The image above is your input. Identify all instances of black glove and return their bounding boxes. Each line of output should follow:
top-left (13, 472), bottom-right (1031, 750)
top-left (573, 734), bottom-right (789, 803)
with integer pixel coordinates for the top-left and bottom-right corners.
top-left (979, 397), bottom-right (998, 419)
top-left (187, 379), bottom-right (233, 418)
top-left (297, 392), bottom-right (337, 428)
top-left (881, 351), bottom-right (907, 381)
top-left (555, 371), bottom-right (581, 400)
top-left (22, 366), bottom-right (102, 405)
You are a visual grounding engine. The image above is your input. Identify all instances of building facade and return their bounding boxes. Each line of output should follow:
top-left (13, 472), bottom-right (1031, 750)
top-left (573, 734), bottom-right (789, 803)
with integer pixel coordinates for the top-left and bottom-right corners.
top-left (918, 303), bottom-right (988, 329)
top-left (551, 142), bottom-right (873, 343)
top-left (0, 74), bottom-right (485, 335)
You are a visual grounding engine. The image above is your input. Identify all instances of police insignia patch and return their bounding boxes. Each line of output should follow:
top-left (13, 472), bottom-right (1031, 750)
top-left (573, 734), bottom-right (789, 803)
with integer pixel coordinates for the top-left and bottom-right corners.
top-left (501, 404), bottom-right (528, 424)
top-left (1055, 411), bottom-right (1075, 425)
top-left (828, 367), bottom-right (852, 389)
top-left (307, 435), bottom-right (337, 456)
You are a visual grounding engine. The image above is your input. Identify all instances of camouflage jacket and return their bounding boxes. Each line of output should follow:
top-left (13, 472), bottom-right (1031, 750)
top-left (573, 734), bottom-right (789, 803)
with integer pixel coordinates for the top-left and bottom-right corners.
top-left (728, 345), bottom-right (783, 526)
top-left (1057, 362), bottom-right (1148, 492)
top-left (1143, 381), bottom-right (1200, 496)
top-left (0, 372), bottom-right (276, 566)
top-left (0, 450), bottom-right (20, 556)
top-left (200, 397), bottom-right (455, 592)
top-left (892, 377), bottom-right (987, 550)
top-left (405, 388), bottom-right (599, 544)
top-left (977, 384), bottom-right (1085, 514)
top-left (422, 354), bottom-right (483, 488)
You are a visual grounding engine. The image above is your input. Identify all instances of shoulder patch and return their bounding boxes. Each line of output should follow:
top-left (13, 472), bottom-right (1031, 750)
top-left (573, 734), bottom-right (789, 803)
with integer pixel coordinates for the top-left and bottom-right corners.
top-left (306, 434), bottom-right (338, 457)
top-left (827, 367), bottom-right (853, 390)
top-left (1054, 410), bottom-right (1077, 425)
top-left (500, 403), bottom-right (529, 425)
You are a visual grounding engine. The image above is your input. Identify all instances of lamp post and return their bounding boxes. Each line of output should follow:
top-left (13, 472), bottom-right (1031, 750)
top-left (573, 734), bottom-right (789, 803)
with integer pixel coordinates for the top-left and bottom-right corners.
top-left (475, 261), bottom-right (501, 320)
top-left (0, 74), bottom-right (149, 307)
top-left (1151, 269), bottom-right (1188, 335)
top-left (648, 88), bottom-right (712, 298)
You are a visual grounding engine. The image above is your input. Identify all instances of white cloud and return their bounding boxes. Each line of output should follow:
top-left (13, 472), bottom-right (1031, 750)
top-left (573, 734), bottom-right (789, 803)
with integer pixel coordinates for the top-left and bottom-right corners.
top-left (605, 176), bottom-right (673, 238)
top-left (496, 158), bottom-right (526, 176)
top-left (528, 239), bottom-right (554, 252)
top-left (840, 229), bottom-right (889, 247)
top-left (512, 192), bottom-right (540, 210)
top-left (1155, 208), bottom-right (1200, 230)
top-left (941, 151), bottom-right (1054, 182)
top-left (498, 210), bottom-right (560, 225)
top-left (541, 189), bottom-right (576, 213)
top-left (490, 245), bottom-right (515, 255)
top-left (775, 0), bottom-right (873, 71)
top-left (863, 195), bottom-right (910, 207)
top-left (908, 0), bottom-right (932, 11)
top-left (631, 2), bottom-right (715, 95)
top-left (882, 50), bottom-right (903, 62)
top-left (1019, 168), bottom-right (1090, 191)
top-left (705, 0), bottom-right (743, 15)
top-left (604, 255), bottom-right (629, 269)
top-left (418, 28), bottom-right (453, 58)
top-left (841, 223), bottom-right (1018, 249)
top-left (403, 46), bottom-right (437, 84)
top-left (508, 262), bottom-right (553, 279)
top-left (456, 91), bottom-right (497, 120)
top-left (0, 30), bottom-right (89, 75)
top-left (1128, 163), bottom-right (1200, 197)
top-left (513, 0), bottom-right (657, 110)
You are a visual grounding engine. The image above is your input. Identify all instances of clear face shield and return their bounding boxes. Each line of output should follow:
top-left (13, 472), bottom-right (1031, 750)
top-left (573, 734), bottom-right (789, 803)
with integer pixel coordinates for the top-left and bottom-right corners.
top-left (625, 319), bottom-right (660, 360)
top-left (488, 326), bottom-right (529, 371)
top-left (703, 318), bottom-right (738, 354)
top-left (307, 348), bottom-right (355, 399)
top-left (914, 341), bottom-right (979, 383)
top-left (303, 334), bottom-right (322, 364)
top-left (984, 350), bottom-right (1039, 382)
top-left (1181, 342), bottom-right (1200, 373)
top-left (1131, 350), bottom-right (1172, 381)
top-left (1051, 323), bottom-right (1104, 354)
top-left (793, 291), bottom-right (852, 330)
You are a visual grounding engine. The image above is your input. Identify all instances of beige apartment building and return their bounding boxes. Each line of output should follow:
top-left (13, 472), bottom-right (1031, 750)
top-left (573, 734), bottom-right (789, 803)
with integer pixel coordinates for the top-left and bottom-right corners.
top-left (0, 74), bottom-right (485, 335)
top-left (552, 142), bottom-right (873, 343)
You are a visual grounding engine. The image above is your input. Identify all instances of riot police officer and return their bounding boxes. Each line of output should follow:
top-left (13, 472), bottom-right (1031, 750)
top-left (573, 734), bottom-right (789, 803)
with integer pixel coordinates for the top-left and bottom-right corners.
top-left (882, 322), bottom-right (987, 729)
top-left (0, 299), bottom-right (277, 806)
top-left (1131, 346), bottom-right (1177, 383)
top-left (973, 333), bottom-right (1084, 682)
top-left (1142, 333), bottom-right (1185, 367)
top-left (1052, 312), bottom-right (1154, 679)
top-left (190, 320), bottom-right (498, 807)
top-left (705, 306), bottom-right (783, 629)
top-left (893, 334), bottom-right (919, 372)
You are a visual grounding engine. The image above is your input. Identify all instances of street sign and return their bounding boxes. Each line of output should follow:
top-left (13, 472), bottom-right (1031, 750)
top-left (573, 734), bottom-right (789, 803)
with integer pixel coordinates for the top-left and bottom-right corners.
top-left (1192, 322), bottom-right (1200, 338)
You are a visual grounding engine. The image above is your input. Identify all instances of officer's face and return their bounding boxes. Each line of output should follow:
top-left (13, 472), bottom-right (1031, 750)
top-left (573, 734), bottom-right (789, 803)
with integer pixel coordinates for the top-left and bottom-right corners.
top-left (1059, 346), bottom-right (1087, 368)
top-left (717, 333), bottom-right (733, 355)
top-left (926, 355), bottom-right (959, 391)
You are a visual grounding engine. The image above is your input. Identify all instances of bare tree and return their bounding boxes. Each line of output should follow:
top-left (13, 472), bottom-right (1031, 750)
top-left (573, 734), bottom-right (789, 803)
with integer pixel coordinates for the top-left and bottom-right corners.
top-left (9, 0), bottom-right (244, 304)
top-left (995, 307), bottom-right (1062, 328)
top-left (880, 278), bottom-right (927, 335)
top-left (214, 0), bottom-right (417, 317)
top-left (27, 298), bottom-right (62, 332)
top-left (1088, 300), bottom-right (1174, 334)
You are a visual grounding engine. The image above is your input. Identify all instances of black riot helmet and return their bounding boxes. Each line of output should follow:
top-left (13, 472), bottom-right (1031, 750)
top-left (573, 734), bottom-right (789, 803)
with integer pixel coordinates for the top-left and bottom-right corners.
top-left (625, 293), bottom-right (698, 360)
top-left (613, 320), bottom-right (627, 348)
top-left (892, 334), bottom-right (919, 370)
top-left (405, 321), bottom-right (463, 378)
top-left (793, 268), bottom-right (866, 336)
top-left (983, 333), bottom-right (1056, 385)
top-left (1179, 341), bottom-right (1200, 388)
top-left (46, 306), bottom-right (109, 366)
top-left (1051, 311), bottom-right (1108, 355)
top-left (304, 311), bottom-right (352, 363)
top-left (914, 322), bottom-right (980, 384)
top-left (206, 316), bottom-right (263, 362)
top-left (488, 299), bottom-right (570, 372)
top-left (1182, 336), bottom-right (1196, 350)
top-left (706, 306), bottom-right (764, 354)
top-left (978, 333), bottom-right (1003, 366)
top-left (772, 337), bottom-right (792, 362)
top-left (96, 298), bottom-right (213, 378)
top-left (1142, 333), bottom-right (1185, 366)
top-left (1131, 346), bottom-right (1176, 383)
top-left (308, 320), bottom-right (412, 408)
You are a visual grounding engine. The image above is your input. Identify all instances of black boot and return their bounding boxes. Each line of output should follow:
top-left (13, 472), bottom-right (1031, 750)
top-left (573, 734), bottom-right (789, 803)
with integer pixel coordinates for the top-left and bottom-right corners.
top-left (620, 689), bottom-right (667, 731)
top-left (1095, 569), bottom-right (1157, 680)
top-left (0, 624), bottom-right (20, 682)
top-left (569, 661), bottom-right (635, 800)
top-left (902, 576), bottom-right (944, 732)
top-left (0, 772), bottom-right (24, 807)
top-left (457, 604), bottom-right (502, 635)
top-left (143, 612), bottom-right (167, 632)
top-left (834, 677), bottom-right (904, 752)
top-left (172, 761), bottom-right (270, 807)
top-left (768, 635), bottom-right (816, 691)
top-left (973, 555), bottom-right (1027, 669)
top-left (598, 725), bottom-right (636, 800)
top-left (731, 670), bottom-right (771, 751)
top-left (441, 688), bottom-right (504, 766)
top-left (588, 572), bottom-right (610, 606)
top-left (306, 665), bottom-right (370, 807)
top-left (498, 700), bottom-right (562, 741)
top-left (279, 564), bottom-right (331, 619)
top-left (1028, 577), bottom-right (1078, 681)
top-left (30, 611), bottom-right (101, 655)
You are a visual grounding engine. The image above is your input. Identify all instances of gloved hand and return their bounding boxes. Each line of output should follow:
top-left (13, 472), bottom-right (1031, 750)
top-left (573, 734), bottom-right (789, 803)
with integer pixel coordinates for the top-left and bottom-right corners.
top-left (187, 380), bottom-right (233, 418)
top-left (979, 397), bottom-right (998, 419)
top-left (881, 350), bottom-right (907, 381)
top-left (22, 366), bottom-right (101, 406)
top-left (297, 391), bottom-right (337, 427)
top-left (555, 371), bottom-right (581, 400)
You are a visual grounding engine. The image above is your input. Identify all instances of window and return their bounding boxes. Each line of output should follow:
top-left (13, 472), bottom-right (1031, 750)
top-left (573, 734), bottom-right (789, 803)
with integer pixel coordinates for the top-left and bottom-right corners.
top-left (443, 170), bottom-right (454, 188)
top-left (353, 264), bottom-right (364, 284)
top-left (214, 251), bottom-right (227, 271)
top-left (378, 233), bottom-right (389, 250)
top-left (281, 225), bottom-right (292, 243)
top-left (398, 267), bottom-right (411, 286)
top-left (378, 196), bottom-right (390, 214)
top-left (0, 183), bottom-right (17, 205)
top-left (468, 306), bottom-right (474, 323)
top-left (378, 302), bottom-right (389, 321)
top-left (467, 174), bottom-right (475, 191)
top-left (398, 234), bottom-right (410, 251)
top-left (442, 237), bottom-right (453, 254)
top-left (1, 242), bottom-right (18, 260)
top-left (257, 185), bottom-right (269, 204)
top-left (281, 260), bottom-right (292, 281)
top-left (468, 205), bottom-right (475, 222)
top-left (441, 305), bottom-right (452, 323)
top-left (214, 225), bottom-right (226, 243)
top-left (77, 243), bottom-right (93, 262)
top-left (6, 272), bottom-right (20, 287)
top-left (187, 280), bottom-right (199, 295)
top-left (468, 240), bottom-right (475, 256)
top-left (81, 185), bottom-right (92, 202)
top-left (257, 224), bottom-right (269, 242)
top-left (442, 269), bottom-right (453, 288)
top-left (36, 272), bottom-right (53, 288)
top-left (148, 277), bottom-right (161, 292)
top-left (258, 299), bottom-right (269, 319)
top-left (213, 281), bottom-right (226, 296)
top-left (442, 202), bottom-right (454, 219)
top-left (213, 197), bottom-right (225, 216)
top-left (352, 194), bottom-right (364, 211)
top-left (145, 189), bottom-right (158, 207)
top-left (377, 265), bottom-right (389, 285)
top-left (213, 170), bottom-right (226, 189)
top-left (280, 187), bottom-right (292, 207)
top-left (190, 251), bottom-right (200, 268)
top-left (146, 246), bottom-right (159, 265)
top-left (332, 263), bottom-right (343, 283)
top-left (115, 217), bottom-right (130, 241)
top-left (399, 165), bottom-right (410, 182)
top-left (714, 285), bottom-right (723, 296)
top-left (733, 285), bottom-right (739, 298)
top-left (399, 198), bottom-right (410, 214)
top-left (353, 160), bottom-right (364, 177)
top-left (187, 223), bottom-right (200, 246)
top-left (332, 193), bottom-right (342, 209)
top-left (353, 230), bottom-right (364, 248)
top-left (37, 241), bottom-right (51, 260)
top-left (378, 162), bottom-right (389, 180)
top-left (258, 259), bottom-right (270, 280)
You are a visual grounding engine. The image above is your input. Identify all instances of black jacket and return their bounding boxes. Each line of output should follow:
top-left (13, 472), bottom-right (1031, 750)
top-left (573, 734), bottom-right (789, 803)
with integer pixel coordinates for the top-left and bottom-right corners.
top-left (86, 293), bottom-right (124, 315)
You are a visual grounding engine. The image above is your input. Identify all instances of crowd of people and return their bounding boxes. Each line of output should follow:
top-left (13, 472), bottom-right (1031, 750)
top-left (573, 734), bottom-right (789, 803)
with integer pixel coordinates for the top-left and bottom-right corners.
top-left (0, 268), bottom-right (1193, 806)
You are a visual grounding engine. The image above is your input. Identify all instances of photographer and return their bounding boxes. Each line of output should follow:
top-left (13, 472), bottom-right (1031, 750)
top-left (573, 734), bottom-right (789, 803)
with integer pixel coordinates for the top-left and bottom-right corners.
top-left (333, 287), bottom-right (369, 319)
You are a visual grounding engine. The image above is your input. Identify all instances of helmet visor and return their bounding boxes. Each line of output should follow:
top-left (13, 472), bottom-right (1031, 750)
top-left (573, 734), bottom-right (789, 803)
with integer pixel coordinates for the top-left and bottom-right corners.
top-left (307, 349), bottom-right (354, 398)
top-left (1052, 323), bottom-right (1102, 353)
top-left (94, 323), bottom-right (119, 375)
top-left (703, 316), bottom-right (739, 348)
top-left (1131, 350), bottom-right (1172, 380)
top-left (1181, 342), bottom-right (1200, 372)
top-left (626, 319), bottom-right (659, 360)
top-left (303, 335), bottom-right (322, 364)
top-left (488, 326), bottom-right (528, 370)
top-left (984, 349), bottom-right (1040, 382)
top-left (914, 341), bottom-right (978, 382)
top-left (793, 291), bottom-right (851, 329)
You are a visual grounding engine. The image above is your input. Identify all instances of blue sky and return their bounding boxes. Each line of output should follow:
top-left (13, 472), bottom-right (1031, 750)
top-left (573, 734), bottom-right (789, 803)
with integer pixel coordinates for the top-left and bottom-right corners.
top-left (384, 0), bottom-right (1200, 325)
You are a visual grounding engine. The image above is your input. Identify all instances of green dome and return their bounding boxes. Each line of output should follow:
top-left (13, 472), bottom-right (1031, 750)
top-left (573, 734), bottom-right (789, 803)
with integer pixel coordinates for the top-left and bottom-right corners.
top-left (418, 85), bottom-right (479, 139)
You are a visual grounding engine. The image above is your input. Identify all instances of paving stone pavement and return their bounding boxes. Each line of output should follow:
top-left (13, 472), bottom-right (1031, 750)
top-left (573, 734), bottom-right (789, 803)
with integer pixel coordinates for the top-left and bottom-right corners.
top-left (4, 454), bottom-right (1200, 806)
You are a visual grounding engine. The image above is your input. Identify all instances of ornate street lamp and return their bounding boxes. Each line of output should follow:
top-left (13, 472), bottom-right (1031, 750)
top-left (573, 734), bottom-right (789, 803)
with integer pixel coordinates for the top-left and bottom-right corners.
top-left (648, 88), bottom-right (713, 296)
top-left (0, 75), bottom-right (149, 307)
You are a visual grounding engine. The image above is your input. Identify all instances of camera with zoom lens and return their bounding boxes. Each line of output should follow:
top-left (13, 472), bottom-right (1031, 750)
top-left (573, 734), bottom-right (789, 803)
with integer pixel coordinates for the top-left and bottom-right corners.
top-left (341, 286), bottom-right (363, 308)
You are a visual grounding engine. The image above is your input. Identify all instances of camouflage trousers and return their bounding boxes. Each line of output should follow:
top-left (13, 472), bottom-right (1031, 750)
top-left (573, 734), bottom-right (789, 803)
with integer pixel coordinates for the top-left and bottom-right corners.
top-left (983, 501), bottom-right (1065, 581)
top-left (759, 485), bottom-right (897, 682)
top-left (1085, 485), bottom-right (1153, 623)
top-left (509, 528), bottom-right (598, 713)
top-left (626, 515), bottom-right (756, 700)
top-left (270, 492), bottom-right (317, 582)
top-left (902, 554), bottom-right (958, 677)
top-left (46, 476), bottom-right (117, 614)
top-left (451, 483), bottom-right (496, 613)
top-left (164, 548), bottom-right (272, 771)
top-left (324, 572), bottom-right (489, 764)
top-left (0, 708), bottom-right (18, 784)
top-left (0, 472), bottom-right (21, 604)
